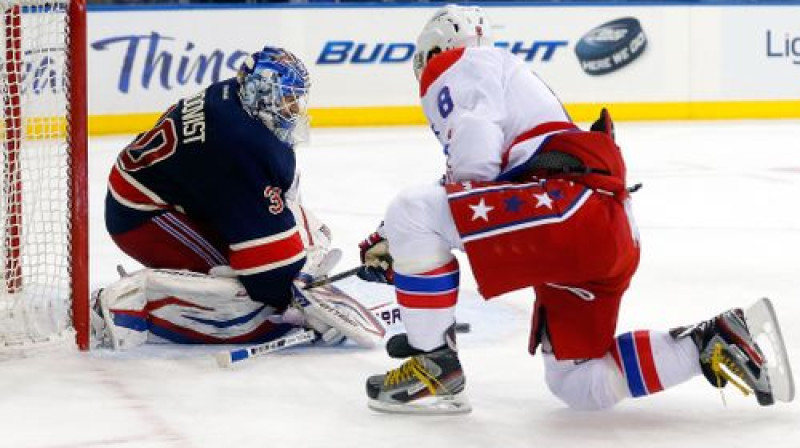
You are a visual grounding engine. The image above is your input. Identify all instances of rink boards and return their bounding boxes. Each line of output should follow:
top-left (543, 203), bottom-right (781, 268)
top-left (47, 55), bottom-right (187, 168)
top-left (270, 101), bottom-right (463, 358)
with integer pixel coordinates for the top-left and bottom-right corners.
top-left (77, 2), bottom-right (800, 133)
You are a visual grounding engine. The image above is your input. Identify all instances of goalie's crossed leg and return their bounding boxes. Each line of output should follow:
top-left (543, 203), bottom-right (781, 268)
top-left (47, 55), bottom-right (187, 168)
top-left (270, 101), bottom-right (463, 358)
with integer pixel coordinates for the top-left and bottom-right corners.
top-left (91, 268), bottom-right (384, 350)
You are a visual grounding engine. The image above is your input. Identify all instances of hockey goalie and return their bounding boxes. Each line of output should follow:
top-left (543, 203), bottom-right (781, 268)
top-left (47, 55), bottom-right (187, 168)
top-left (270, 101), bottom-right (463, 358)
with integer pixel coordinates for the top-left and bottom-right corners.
top-left (94, 45), bottom-right (384, 351)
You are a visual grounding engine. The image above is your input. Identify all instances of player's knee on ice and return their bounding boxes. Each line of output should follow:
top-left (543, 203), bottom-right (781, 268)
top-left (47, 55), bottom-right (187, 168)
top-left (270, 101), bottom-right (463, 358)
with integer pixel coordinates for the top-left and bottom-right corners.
top-left (544, 353), bottom-right (628, 410)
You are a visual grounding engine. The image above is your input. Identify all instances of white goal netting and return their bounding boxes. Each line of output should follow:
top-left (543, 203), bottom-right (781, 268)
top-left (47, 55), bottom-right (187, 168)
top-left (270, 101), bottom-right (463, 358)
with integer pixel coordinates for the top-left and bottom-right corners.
top-left (1, 0), bottom-right (77, 356)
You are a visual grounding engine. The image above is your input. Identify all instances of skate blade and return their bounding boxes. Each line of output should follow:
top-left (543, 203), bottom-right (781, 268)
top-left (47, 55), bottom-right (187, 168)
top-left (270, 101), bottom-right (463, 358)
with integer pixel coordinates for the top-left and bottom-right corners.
top-left (745, 298), bottom-right (795, 403)
top-left (368, 393), bottom-right (472, 415)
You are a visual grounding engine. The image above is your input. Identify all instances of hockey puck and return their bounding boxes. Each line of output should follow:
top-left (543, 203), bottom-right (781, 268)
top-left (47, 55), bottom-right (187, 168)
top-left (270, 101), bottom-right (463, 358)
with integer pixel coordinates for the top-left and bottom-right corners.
top-left (574, 17), bottom-right (647, 76)
top-left (455, 322), bottom-right (471, 333)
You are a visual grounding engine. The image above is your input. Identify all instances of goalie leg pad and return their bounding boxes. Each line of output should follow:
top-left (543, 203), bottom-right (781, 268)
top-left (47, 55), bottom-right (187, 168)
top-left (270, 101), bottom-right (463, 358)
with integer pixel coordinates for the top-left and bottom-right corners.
top-left (96, 268), bottom-right (285, 350)
top-left (94, 271), bottom-right (148, 351)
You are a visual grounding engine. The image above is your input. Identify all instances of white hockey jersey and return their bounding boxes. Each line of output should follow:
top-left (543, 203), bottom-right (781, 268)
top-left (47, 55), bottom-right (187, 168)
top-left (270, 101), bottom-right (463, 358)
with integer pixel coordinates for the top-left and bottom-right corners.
top-left (419, 46), bottom-right (572, 182)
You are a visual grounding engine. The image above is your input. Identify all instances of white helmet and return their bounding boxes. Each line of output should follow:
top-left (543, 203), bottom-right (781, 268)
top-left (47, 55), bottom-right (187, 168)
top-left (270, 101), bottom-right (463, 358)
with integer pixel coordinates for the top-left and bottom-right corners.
top-left (412, 4), bottom-right (494, 80)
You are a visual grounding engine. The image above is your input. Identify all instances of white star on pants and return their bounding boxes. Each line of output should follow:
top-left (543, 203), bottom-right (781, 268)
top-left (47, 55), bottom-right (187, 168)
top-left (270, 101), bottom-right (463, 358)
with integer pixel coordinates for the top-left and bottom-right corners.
top-left (469, 198), bottom-right (494, 221)
top-left (534, 192), bottom-right (554, 209)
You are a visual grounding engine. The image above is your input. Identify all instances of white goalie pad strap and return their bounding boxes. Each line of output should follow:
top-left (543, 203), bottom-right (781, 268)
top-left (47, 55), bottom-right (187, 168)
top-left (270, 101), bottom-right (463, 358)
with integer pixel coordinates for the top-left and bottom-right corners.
top-left (96, 270), bottom-right (148, 351)
top-left (745, 298), bottom-right (795, 403)
top-left (293, 284), bottom-right (386, 348)
top-left (98, 269), bottom-right (278, 350)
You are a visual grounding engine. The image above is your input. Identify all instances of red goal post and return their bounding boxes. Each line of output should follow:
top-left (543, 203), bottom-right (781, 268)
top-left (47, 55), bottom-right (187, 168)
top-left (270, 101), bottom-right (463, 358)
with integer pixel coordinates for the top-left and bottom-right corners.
top-left (1, 0), bottom-right (87, 354)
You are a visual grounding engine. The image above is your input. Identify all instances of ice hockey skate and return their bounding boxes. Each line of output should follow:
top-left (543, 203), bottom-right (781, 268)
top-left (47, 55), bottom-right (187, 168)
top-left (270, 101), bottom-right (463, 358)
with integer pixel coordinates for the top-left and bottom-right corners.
top-left (366, 326), bottom-right (471, 415)
top-left (673, 298), bottom-right (795, 405)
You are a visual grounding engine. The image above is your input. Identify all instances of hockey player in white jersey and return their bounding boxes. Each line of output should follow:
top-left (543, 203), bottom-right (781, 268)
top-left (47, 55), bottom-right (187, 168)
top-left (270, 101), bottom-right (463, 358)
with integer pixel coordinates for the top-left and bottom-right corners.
top-left (360, 4), bottom-right (794, 414)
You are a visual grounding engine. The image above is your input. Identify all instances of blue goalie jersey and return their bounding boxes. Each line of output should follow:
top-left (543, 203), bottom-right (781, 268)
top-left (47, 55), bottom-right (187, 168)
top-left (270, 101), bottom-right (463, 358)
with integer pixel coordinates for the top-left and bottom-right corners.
top-left (105, 78), bottom-right (305, 305)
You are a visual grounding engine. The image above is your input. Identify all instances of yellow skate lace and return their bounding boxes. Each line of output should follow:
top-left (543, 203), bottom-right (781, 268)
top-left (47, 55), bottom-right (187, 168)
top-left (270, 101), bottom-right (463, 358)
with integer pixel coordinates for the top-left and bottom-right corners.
top-left (384, 357), bottom-right (444, 396)
top-left (710, 343), bottom-right (752, 398)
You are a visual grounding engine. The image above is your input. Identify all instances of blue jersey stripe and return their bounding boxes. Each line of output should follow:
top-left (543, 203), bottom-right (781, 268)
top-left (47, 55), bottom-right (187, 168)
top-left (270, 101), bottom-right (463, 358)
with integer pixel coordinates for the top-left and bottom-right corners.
top-left (394, 271), bottom-right (459, 294)
top-left (617, 332), bottom-right (648, 397)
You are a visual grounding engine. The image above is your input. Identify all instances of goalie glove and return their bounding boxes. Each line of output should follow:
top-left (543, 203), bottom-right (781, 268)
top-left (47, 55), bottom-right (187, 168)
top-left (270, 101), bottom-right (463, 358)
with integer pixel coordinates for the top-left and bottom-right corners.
top-left (279, 284), bottom-right (346, 346)
top-left (282, 282), bottom-right (383, 348)
top-left (357, 223), bottom-right (394, 284)
top-left (289, 201), bottom-right (342, 282)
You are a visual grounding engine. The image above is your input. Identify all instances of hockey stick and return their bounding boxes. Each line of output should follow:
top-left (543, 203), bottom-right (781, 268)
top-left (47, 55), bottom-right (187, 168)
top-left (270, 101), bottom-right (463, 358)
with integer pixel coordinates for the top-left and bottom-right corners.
top-left (215, 329), bottom-right (317, 368)
top-left (304, 266), bottom-right (362, 289)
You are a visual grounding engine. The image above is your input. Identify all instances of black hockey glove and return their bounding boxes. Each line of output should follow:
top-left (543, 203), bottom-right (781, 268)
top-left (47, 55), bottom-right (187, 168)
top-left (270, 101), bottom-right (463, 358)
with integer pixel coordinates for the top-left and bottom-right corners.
top-left (356, 224), bottom-right (394, 285)
top-left (357, 265), bottom-right (394, 285)
top-left (590, 107), bottom-right (615, 140)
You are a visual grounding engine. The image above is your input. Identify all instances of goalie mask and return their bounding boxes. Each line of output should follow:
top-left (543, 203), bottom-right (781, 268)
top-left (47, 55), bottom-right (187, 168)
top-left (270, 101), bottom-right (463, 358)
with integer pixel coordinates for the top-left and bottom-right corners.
top-left (238, 47), bottom-right (311, 145)
top-left (412, 4), bottom-right (494, 80)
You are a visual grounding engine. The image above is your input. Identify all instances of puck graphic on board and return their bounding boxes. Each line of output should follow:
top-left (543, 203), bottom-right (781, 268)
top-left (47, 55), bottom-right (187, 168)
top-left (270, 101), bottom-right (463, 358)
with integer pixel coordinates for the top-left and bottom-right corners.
top-left (574, 17), bottom-right (647, 76)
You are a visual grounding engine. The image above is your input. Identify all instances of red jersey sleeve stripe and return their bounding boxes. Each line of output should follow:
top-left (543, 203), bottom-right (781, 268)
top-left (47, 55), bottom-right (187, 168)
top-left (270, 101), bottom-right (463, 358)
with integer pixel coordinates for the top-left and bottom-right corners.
top-left (633, 330), bottom-right (665, 394)
top-left (420, 47), bottom-right (466, 97)
top-left (397, 288), bottom-right (459, 309)
top-left (422, 259), bottom-right (460, 276)
top-left (230, 228), bottom-right (305, 276)
top-left (108, 164), bottom-right (168, 211)
top-left (394, 259), bottom-right (460, 309)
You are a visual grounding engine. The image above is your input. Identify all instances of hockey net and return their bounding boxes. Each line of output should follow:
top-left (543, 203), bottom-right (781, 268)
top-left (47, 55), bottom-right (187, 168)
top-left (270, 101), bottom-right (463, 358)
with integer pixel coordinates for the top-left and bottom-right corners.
top-left (1, 0), bottom-right (87, 356)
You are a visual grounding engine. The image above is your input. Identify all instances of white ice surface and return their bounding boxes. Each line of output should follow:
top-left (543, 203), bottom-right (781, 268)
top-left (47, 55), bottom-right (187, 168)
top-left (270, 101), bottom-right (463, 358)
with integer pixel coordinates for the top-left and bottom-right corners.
top-left (2, 121), bottom-right (799, 448)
